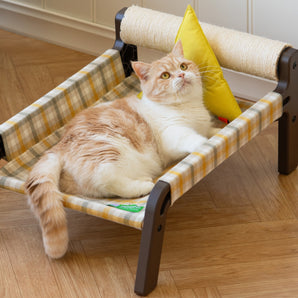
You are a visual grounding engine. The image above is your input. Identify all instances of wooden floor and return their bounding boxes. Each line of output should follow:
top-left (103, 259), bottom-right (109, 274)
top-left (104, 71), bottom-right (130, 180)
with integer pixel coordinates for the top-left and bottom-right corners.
top-left (2, 29), bottom-right (298, 298)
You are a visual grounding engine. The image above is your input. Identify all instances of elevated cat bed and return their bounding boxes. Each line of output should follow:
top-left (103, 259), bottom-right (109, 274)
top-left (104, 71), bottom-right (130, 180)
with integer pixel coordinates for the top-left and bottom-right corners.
top-left (1, 6), bottom-right (298, 296)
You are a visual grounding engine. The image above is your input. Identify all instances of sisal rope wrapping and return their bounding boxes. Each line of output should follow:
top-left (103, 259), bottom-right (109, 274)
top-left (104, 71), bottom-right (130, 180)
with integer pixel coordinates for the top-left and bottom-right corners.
top-left (120, 6), bottom-right (290, 81)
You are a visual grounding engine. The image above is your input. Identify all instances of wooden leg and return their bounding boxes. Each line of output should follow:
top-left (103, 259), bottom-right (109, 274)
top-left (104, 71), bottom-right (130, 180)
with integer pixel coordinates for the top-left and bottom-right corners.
top-left (275, 47), bottom-right (298, 175)
top-left (134, 181), bottom-right (171, 296)
top-left (278, 111), bottom-right (298, 174)
top-left (0, 135), bottom-right (5, 159)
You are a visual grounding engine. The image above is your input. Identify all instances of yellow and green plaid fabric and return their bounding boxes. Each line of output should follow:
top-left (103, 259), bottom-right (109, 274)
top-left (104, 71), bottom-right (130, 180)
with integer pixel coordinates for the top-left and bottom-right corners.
top-left (0, 49), bottom-right (125, 161)
top-left (160, 92), bottom-right (283, 204)
top-left (0, 47), bottom-right (283, 230)
top-left (0, 48), bottom-right (147, 229)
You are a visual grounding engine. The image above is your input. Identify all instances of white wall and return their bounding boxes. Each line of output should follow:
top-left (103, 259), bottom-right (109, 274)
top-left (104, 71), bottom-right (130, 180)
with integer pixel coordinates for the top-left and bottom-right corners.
top-left (1, 0), bottom-right (297, 99)
top-left (3, 0), bottom-right (297, 46)
top-left (198, 0), bottom-right (298, 48)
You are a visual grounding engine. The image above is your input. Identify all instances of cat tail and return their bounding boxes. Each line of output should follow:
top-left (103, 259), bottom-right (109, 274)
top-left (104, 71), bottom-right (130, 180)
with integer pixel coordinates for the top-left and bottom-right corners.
top-left (25, 150), bottom-right (68, 259)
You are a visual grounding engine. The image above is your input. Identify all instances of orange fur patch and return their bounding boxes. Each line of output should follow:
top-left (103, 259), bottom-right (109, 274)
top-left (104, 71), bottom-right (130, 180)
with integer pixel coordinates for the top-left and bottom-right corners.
top-left (62, 96), bottom-right (155, 155)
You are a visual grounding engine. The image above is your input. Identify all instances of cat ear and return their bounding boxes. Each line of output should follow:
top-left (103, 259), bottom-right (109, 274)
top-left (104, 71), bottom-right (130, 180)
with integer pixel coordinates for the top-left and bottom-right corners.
top-left (172, 40), bottom-right (184, 58)
top-left (131, 61), bottom-right (151, 81)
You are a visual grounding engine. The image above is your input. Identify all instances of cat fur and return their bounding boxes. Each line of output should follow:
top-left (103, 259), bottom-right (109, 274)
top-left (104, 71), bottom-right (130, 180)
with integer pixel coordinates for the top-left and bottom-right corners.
top-left (25, 40), bottom-right (212, 258)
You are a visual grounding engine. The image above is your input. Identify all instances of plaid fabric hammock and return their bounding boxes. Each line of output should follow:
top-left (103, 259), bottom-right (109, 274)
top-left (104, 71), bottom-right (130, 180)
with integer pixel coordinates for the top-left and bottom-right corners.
top-left (0, 49), bottom-right (283, 230)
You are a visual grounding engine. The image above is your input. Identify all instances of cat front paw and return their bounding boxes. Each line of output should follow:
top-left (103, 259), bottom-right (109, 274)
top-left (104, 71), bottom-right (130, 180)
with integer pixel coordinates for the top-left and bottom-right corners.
top-left (136, 181), bottom-right (155, 197)
top-left (189, 135), bottom-right (208, 152)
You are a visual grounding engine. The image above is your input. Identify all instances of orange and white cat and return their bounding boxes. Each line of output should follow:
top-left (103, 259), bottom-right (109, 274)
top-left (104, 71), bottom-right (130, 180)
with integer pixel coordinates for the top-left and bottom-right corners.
top-left (25, 40), bottom-right (212, 258)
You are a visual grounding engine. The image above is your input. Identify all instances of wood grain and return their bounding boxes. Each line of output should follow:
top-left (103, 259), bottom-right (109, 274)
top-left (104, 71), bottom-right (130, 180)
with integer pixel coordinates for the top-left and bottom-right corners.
top-left (1, 29), bottom-right (298, 297)
top-left (2, 226), bottom-right (61, 297)
top-left (0, 232), bottom-right (21, 298)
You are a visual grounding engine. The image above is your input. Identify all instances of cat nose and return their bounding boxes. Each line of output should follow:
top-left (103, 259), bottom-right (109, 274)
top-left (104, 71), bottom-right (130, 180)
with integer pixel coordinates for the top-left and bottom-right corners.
top-left (178, 72), bottom-right (185, 78)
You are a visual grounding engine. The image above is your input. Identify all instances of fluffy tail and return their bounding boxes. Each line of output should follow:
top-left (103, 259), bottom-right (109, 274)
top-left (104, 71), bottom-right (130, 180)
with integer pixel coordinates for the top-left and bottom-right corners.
top-left (25, 151), bottom-right (68, 259)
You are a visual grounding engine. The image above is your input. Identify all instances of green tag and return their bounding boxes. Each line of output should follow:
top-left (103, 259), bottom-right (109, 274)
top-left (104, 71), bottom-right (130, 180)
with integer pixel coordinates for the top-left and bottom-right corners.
top-left (108, 204), bottom-right (144, 213)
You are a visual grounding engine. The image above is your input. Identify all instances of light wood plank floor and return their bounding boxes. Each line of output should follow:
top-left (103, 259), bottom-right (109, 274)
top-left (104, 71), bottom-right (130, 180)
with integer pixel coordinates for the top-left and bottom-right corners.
top-left (2, 29), bottom-right (298, 297)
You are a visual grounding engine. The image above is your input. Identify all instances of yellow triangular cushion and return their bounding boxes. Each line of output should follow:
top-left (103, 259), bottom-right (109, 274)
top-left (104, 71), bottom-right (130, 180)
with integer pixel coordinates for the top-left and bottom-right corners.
top-left (175, 5), bottom-right (241, 121)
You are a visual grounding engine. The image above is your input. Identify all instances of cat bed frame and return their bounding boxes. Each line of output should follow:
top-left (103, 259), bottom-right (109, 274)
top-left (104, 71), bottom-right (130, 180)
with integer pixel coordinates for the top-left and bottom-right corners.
top-left (1, 6), bottom-right (298, 296)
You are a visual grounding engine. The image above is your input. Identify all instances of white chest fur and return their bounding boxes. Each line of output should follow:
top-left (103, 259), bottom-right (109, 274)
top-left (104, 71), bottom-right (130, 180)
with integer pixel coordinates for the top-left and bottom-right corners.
top-left (140, 95), bottom-right (210, 135)
top-left (138, 95), bottom-right (211, 166)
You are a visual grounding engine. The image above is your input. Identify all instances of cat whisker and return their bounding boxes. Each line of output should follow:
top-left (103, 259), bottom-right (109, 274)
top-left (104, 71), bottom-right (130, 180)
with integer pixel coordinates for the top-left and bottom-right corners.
top-left (198, 65), bottom-right (220, 70)
top-left (198, 67), bottom-right (221, 73)
top-left (200, 70), bottom-right (220, 75)
top-left (202, 74), bottom-right (218, 79)
top-left (201, 76), bottom-right (218, 83)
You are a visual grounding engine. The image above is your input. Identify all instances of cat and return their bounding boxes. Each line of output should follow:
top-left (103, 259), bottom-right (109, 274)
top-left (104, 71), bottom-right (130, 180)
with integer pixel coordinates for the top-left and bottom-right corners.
top-left (25, 40), bottom-right (212, 259)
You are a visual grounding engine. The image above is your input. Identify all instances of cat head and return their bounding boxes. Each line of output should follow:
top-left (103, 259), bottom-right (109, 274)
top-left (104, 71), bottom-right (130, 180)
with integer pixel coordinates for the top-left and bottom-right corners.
top-left (132, 40), bottom-right (202, 104)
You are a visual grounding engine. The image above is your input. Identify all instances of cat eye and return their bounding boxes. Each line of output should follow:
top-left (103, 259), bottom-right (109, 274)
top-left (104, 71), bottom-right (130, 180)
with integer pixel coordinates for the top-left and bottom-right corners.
top-left (180, 63), bottom-right (188, 71)
top-left (161, 72), bottom-right (170, 79)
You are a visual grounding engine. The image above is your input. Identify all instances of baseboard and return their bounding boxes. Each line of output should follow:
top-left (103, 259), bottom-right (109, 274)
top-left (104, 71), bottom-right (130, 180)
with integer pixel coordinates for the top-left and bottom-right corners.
top-left (0, 0), bottom-right (115, 55)
top-left (0, 0), bottom-right (277, 100)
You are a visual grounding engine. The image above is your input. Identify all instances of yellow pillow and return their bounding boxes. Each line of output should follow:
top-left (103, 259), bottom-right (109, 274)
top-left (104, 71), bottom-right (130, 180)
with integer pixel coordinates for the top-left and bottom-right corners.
top-left (175, 5), bottom-right (241, 121)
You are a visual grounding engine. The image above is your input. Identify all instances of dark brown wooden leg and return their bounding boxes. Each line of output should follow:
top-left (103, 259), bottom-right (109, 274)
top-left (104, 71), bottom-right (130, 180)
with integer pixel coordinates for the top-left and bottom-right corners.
top-left (134, 181), bottom-right (171, 296)
top-left (278, 111), bottom-right (298, 174)
top-left (275, 47), bottom-right (298, 174)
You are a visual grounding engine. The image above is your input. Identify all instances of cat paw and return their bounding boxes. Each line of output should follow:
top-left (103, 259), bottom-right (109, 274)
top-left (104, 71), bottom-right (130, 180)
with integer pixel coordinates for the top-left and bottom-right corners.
top-left (131, 180), bottom-right (155, 197)
top-left (190, 136), bottom-right (208, 152)
top-left (139, 181), bottom-right (155, 196)
top-left (105, 178), bottom-right (155, 198)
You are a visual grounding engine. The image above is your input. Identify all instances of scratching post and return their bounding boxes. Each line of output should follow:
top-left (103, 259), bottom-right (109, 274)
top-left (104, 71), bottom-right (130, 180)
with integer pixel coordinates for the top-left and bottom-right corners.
top-left (120, 5), bottom-right (289, 80)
